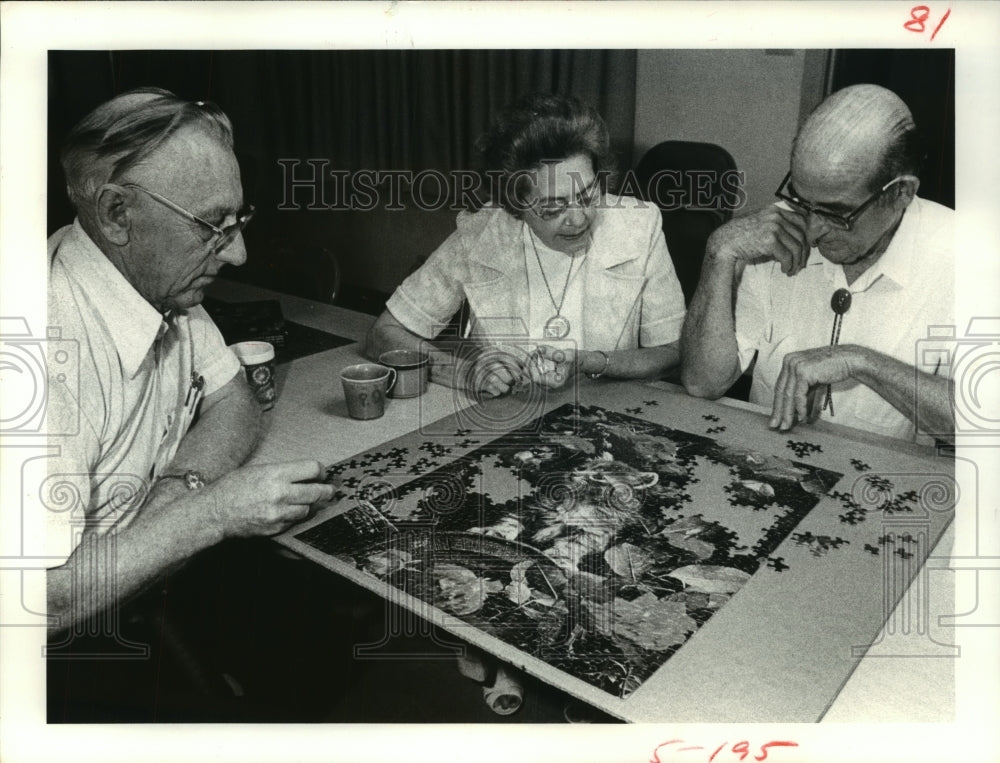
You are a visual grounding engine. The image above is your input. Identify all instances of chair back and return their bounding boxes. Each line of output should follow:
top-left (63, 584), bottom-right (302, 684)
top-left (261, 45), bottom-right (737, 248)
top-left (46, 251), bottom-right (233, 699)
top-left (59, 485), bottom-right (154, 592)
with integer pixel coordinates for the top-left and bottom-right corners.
top-left (267, 240), bottom-right (343, 304)
top-left (632, 141), bottom-right (741, 303)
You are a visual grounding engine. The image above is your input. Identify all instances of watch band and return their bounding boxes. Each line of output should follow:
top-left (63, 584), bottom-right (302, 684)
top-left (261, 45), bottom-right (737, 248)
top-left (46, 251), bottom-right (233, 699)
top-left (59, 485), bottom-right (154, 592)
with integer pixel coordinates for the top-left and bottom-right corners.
top-left (159, 470), bottom-right (206, 490)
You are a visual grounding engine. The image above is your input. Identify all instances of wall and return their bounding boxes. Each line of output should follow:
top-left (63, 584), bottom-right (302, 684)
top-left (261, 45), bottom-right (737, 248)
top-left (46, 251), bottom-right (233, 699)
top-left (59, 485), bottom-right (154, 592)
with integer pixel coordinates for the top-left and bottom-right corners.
top-left (633, 50), bottom-right (812, 215)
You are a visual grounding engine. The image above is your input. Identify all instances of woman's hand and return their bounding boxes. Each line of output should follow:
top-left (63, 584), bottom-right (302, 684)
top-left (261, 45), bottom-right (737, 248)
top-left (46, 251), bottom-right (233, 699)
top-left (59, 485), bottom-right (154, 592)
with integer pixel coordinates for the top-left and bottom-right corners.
top-left (527, 344), bottom-right (581, 389)
top-left (466, 344), bottom-right (531, 398)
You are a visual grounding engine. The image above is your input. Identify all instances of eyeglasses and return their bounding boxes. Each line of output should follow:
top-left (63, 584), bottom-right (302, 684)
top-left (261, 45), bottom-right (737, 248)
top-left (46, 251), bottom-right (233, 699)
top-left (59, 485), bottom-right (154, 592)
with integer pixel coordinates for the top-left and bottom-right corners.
top-left (774, 172), bottom-right (910, 231)
top-left (529, 182), bottom-right (602, 222)
top-left (122, 183), bottom-right (254, 254)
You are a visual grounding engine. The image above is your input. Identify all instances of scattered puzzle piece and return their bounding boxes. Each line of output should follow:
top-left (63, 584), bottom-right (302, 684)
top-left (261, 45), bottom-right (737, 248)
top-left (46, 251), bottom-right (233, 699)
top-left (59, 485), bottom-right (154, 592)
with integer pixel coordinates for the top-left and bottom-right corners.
top-left (786, 440), bottom-right (822, 458)
top-left (791, 531), bottom-right (850, 556)
top-left (864, 474), bottom-right (894, 492)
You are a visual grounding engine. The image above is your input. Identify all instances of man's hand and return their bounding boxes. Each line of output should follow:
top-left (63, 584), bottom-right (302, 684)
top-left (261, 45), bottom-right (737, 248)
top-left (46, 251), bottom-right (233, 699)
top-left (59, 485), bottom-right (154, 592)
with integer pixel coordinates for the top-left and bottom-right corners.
top-left (769, 346), bottom-right (856, 431)
top-left (709, 205), bottom-right (810, 276)
top-left (203, 460), bottom-right (335, 538)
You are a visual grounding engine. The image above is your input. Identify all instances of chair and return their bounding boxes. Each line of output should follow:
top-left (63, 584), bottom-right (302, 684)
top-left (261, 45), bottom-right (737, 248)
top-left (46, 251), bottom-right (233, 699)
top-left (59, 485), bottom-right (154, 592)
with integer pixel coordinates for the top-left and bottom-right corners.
top-left (633, 141), bottom-right (751, 400)
top-left (632, 141), bottom-right (741, 304)
top-left (267, 239), bottom-right (343, 305)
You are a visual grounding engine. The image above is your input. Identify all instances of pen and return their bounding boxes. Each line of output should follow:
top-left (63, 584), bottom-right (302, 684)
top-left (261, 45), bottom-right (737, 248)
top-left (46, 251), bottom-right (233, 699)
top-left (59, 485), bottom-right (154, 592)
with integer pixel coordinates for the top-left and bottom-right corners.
top-left (184, 371), bottom-right (205, 419)
top-left (184, 371), bottom-right (197, 406)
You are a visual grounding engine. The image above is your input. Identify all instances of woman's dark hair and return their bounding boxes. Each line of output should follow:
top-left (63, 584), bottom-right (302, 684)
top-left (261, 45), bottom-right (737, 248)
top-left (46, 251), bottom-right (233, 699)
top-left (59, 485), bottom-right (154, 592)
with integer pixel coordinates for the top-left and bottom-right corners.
top-left (475, 93), bottom-right (617, 217)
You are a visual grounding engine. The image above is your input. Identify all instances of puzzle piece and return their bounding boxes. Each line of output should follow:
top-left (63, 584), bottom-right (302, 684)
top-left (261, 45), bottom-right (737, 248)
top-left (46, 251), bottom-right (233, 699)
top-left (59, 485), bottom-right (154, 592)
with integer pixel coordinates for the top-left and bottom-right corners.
top-left (839, 511), bottom-right (864, 526)
top-left (791, 531), bottom-right (850, 556)
top-left (786, 440), bottom-right (822, 458)
top-left (864, 474), bottom-right (894, 492)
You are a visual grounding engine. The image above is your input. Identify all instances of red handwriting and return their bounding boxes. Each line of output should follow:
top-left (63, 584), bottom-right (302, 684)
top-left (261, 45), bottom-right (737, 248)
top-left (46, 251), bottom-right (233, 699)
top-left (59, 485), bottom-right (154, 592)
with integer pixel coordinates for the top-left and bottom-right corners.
top-left (903, 5), bottom-right (951, 41)
top-left (651, 739), bottom-right (799, 763)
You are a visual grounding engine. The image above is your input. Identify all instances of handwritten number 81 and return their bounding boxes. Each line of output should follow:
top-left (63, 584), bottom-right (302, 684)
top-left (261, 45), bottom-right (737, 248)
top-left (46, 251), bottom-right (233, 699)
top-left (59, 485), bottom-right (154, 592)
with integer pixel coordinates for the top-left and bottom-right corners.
top-left (904, 5), bottom-right (951, 40)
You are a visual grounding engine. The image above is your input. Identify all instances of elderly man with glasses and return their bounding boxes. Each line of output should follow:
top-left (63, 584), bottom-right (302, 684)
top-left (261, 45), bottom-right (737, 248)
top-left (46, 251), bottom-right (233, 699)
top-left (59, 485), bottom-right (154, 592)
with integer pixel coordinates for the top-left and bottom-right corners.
top-left (46, 88), bottom-right (334, 662)
top-left (680, 84), bottom-right (955, 444)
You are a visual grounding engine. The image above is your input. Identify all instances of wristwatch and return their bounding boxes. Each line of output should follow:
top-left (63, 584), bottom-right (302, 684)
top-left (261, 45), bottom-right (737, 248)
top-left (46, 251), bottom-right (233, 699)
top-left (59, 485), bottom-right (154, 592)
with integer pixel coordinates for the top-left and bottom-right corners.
top-left (159, 469), bottom-right (206, 490)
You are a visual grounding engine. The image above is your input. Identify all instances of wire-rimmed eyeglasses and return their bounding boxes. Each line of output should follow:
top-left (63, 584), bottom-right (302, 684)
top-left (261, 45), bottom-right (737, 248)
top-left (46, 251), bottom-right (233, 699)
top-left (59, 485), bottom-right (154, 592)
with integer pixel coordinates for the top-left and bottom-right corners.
top-left (774, 172), bottom-right (912, 231)
top-left (529, 180), bottom-right (603, 222)
top-left (122, 183), bottom-right (254, 254)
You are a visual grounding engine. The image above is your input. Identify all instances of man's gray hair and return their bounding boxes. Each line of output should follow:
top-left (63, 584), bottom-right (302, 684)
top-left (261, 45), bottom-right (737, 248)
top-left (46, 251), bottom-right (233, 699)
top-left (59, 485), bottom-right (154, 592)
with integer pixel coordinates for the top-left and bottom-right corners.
top-left (60, 86), bottom-right (234, 210)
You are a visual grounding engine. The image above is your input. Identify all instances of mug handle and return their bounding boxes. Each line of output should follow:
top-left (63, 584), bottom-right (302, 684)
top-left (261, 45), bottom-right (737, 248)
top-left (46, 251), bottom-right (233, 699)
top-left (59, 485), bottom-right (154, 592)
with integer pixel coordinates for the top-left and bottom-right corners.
top-left (385, 367), bottom-right (397, 393)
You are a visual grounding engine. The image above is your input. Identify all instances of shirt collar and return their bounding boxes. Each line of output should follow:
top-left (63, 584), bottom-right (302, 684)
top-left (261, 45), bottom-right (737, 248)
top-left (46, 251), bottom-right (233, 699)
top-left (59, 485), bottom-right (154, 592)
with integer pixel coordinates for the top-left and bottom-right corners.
top-left (53, 220), bottom-right (169, 378)
top-left (869, 196), bottom-right (921, 290)
top-left (471, 196), bottom-right (628, 273)
top-left (812, 197), bottom-right (923, 292)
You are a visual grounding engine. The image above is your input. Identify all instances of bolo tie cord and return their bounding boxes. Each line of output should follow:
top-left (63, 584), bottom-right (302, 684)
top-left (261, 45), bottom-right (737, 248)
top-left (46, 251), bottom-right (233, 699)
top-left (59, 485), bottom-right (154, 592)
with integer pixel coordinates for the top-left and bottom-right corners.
top-left (824, 288), bottom-right (853, 416)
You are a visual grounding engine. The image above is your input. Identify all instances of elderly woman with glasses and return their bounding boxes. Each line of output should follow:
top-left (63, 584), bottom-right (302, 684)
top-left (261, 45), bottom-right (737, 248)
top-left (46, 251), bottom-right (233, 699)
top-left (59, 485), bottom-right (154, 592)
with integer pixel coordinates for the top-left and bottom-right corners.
top-left (365, 93), bottom-right (686, 398)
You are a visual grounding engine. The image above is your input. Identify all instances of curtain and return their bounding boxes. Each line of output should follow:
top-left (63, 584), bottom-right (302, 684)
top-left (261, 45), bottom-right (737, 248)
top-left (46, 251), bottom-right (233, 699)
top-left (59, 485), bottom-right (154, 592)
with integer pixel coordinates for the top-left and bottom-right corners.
top-left (50, 48), bottom-right (636, 225)
top-left (829, 49), bottom-right (954, 209)
top-left (47, 49), bottom-right (637, 300)
top-left (206, 50), bottom-right (636, 175)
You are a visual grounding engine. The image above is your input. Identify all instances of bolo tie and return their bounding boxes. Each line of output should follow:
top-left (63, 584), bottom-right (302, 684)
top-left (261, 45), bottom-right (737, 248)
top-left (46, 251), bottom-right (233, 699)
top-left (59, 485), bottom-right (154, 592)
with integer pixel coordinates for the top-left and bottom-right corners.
top-left (824, 288), bottom-right (852, 416)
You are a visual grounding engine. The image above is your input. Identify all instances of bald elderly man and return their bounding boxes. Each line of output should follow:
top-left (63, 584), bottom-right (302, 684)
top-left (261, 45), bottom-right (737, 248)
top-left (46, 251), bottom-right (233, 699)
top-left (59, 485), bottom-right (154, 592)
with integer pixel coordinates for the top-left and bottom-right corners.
top-left (681, 84), bottom-right (954, 443)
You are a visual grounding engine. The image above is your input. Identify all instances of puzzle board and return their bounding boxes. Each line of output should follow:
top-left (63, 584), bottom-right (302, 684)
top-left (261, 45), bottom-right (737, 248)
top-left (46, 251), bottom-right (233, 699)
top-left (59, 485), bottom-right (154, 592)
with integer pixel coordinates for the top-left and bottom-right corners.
top-left (281, 383), bottom-right (955, 721)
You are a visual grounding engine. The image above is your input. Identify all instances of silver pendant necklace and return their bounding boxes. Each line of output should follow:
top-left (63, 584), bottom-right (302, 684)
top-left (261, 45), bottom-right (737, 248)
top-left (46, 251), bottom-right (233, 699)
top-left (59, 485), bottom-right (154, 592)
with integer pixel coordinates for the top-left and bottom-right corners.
top-left (526, 226), bottom-right (586, 339)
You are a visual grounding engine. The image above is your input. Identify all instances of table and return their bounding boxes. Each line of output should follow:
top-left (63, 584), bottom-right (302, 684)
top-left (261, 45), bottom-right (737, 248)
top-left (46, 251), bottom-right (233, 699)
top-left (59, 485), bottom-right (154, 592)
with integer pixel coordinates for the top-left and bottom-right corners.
top-left (206, 278), bottom-right (375, 344)
top-left (208, 281), bottom-right (956, 723)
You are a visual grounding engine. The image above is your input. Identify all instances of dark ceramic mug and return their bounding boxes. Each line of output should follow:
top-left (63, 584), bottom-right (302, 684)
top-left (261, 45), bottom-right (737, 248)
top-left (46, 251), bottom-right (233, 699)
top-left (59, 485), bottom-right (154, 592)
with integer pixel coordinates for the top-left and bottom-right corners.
top-left (340, 363), bottom-right (396, 420)
top-left (377, 349), bottom-right (429, 399)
